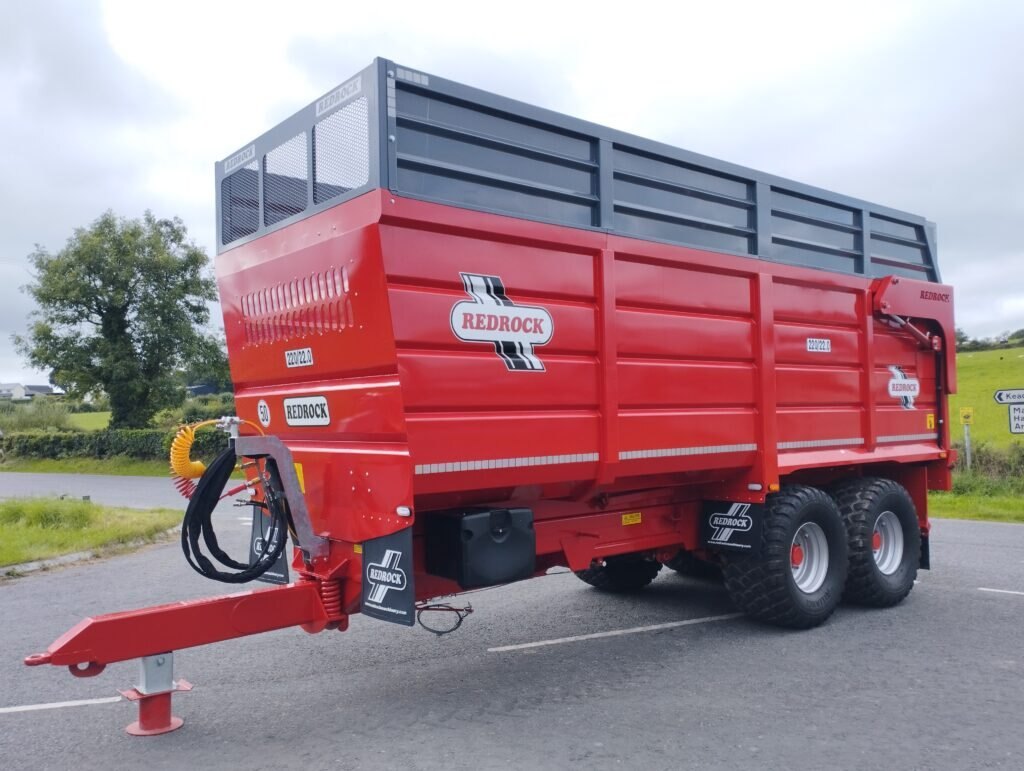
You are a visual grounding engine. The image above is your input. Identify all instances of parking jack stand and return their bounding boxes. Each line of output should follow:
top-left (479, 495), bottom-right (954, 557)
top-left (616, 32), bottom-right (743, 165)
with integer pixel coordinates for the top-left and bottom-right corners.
top-left (119, 653), bottom-right (192, 736)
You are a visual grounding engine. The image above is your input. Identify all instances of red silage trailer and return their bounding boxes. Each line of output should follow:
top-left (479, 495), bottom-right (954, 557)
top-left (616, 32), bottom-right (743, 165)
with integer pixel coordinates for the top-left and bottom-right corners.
top-left (26, 59), bottom-right (956, 735)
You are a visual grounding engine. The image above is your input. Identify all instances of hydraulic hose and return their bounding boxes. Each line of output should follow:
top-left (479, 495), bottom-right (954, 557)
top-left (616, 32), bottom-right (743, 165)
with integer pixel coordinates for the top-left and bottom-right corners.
top-left (180, 445), bottom-right (290, 583)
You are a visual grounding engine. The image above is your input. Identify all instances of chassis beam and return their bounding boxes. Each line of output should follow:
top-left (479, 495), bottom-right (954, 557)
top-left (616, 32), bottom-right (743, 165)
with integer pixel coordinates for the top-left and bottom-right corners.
top-left (25, 581), bottom-right (329, 671)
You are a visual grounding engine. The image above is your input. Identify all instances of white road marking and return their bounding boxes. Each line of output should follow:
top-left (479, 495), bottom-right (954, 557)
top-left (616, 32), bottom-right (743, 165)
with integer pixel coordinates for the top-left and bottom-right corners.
top-left (978, 587), bottom-right (1024, 597)
top-left (488, 613), bottom-right (742, 653)
top-left (0, 696), bottom-right (122, 714)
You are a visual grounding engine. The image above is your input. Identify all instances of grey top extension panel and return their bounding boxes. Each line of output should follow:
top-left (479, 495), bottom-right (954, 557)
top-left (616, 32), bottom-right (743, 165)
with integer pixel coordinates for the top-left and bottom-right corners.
top-left (216, 58), bottom-right (940, 283)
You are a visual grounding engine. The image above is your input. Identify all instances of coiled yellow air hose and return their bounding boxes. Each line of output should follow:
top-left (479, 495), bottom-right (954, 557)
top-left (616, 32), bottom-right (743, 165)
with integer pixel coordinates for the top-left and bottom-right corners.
top-left (169, 418), bottom-right (265, 498)
top-left (170, 420), bottom-right (220, 498)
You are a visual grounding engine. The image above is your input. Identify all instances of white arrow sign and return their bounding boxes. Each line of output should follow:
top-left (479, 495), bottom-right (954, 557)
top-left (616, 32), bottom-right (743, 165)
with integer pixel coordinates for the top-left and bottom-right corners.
top-left (994, 389), bottom-right (1024, 404)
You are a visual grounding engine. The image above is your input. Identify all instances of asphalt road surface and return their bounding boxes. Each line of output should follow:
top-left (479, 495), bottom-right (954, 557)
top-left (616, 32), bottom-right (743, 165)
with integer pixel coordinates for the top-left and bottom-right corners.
top-left (0, 472), bottom-right (234, 513)
top-left (1, 517), bottom-right (1022, 770)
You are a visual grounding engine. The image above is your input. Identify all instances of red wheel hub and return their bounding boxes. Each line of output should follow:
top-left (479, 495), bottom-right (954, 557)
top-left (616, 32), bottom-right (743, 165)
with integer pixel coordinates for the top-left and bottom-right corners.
top-left (872, 531), bottom-right (882, 551)
top-left (791, 544), bottom-right (805, 568)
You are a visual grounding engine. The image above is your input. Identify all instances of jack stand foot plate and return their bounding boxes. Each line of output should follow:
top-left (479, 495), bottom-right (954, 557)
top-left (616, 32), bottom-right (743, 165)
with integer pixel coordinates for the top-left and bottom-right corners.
top-left (125, 715), bottom-right (184, 737)
top-left (120, 679), bottom-right (192, 736)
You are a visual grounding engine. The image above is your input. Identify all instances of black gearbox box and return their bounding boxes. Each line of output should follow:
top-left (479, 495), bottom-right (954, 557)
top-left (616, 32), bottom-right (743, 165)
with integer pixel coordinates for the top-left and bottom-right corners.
top-left (425, 508), bottom-right (535, 589)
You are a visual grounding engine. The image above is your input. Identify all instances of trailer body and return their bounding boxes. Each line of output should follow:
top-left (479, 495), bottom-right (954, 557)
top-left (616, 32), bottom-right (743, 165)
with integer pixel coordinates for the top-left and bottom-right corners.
top-left (27, 59), bottom-right (956, 731)
top-left (215, 59), bottom-right (953, 616)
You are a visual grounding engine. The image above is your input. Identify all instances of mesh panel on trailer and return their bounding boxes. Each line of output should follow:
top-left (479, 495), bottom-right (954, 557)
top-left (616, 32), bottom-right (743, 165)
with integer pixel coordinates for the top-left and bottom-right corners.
top-left (215, 59), bottom-right (940, 282)
top-left (769, 188), bottom-right (862, 272)
top-left (221, 162), bottom-right (259, 245)
top-left (611, 145), bottom-right (756, 256)
top-left (263, 133), bottom-right (309, 226)
top-left (314, 97), bottom-right (370, 204)
top-left (868, 214), bottom-right (931, 278)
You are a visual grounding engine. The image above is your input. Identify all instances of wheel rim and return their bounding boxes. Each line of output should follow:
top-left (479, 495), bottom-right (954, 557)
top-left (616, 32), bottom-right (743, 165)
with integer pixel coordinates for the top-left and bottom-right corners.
top-left (790, 522), bottom-right (829, 594)
top-left (872, 510), bottom-right (904, 575)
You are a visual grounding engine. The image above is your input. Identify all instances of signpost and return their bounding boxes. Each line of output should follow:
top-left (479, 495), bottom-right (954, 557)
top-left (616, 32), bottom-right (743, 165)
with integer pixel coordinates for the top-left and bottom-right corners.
top-left (960, 407), bottom-right (974, 469)
top-left (992, 389), bottom-right (1024, 444)
top-left (1011, 404), bottom-right (1024, 435)
top-left (993, 389), bottom-right (1024, 405)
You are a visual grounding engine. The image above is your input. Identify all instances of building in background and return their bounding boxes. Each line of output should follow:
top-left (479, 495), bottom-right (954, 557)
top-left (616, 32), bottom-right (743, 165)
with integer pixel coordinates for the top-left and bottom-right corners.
top-left (0, 383), bottom-right (55, 401)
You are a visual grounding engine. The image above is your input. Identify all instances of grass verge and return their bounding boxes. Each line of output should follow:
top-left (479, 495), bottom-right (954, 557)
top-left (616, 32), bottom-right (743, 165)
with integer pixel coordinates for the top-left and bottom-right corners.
top-left (927, 465), bottom-right (1024, 524)
top-left (929, 492), bottom-right (1024, 524)
top-left (0, 497), bottom-right (180, 567)
top-left (0, 457), bottom-right (171, 476)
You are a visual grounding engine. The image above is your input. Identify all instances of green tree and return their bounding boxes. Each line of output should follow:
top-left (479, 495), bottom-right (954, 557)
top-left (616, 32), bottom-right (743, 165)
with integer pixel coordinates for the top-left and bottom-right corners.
top-left (182, 333), bottom-right (233, 392)
top-left (15, 211), bottom-right (218, 428)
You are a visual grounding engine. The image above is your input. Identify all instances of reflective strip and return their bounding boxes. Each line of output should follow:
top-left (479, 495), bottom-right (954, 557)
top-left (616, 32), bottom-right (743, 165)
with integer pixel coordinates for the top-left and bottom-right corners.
top-left (415, 433), bottom-right (937, 475)
top-left (877, 432), bottom-right (939, 443)
top-left (619, 443), bottom-right (756, 461)
top-left (415, 453), bottom-right (599, 475)
top-left (778, 438), bottom-right (865, 450)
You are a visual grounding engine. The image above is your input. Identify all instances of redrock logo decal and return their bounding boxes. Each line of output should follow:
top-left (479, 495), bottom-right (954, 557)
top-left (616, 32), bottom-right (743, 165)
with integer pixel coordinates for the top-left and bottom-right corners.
top-left (920, 290), bottom-right (950, 303)
top-left (887, 366), bottom-right (921, 409)
top-left (708, 503), bottom-right (754, 546)
top-left (366, 550), bottom-right (407, 604)
top-left (450, 273), bottom-right (554, 371)
top-left (360, 528), bottom-right (415, 626)
top-left (283, 396), bottom-right (330, 426)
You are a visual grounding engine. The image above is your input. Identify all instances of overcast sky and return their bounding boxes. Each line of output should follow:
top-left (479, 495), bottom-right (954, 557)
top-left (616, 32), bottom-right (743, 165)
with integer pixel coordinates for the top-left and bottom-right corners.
top-left (1, 0), bottom-right (1022, 384)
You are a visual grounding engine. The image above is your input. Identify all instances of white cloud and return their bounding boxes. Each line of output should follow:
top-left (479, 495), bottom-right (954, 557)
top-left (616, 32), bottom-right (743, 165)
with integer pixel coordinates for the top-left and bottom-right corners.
top-left (1, 0), bottom-right (1022, 383)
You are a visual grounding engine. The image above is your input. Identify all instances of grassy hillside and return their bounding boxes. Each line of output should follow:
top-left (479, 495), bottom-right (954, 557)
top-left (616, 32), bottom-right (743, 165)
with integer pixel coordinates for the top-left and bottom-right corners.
top-left (950, 346), bottom-right (1024, 448)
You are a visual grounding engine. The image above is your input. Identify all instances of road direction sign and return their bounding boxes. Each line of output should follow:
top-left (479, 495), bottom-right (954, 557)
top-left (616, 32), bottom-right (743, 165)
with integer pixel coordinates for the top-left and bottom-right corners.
top-left (994, 389), bottom-right (1024, 404)
top-left (1011, 405), bottom-right (1024, 435)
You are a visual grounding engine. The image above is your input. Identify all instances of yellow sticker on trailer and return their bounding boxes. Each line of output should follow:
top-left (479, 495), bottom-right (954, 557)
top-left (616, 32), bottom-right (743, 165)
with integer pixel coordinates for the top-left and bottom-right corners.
top-left (622, 512), bottom-right (642, 526)
top-left (926, 413), bottom-right (936, 430)
top-left (294, 462), bottom-right (306, 493)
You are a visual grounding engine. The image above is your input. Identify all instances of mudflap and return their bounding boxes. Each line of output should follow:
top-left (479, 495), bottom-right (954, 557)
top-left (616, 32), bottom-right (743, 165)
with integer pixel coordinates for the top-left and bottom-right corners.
top-left (701, 501), bottom-right (764, 557)
top-left (361, 526), bottom-right (416, 627)
top-left (249, 505), bottom-right (290, 585)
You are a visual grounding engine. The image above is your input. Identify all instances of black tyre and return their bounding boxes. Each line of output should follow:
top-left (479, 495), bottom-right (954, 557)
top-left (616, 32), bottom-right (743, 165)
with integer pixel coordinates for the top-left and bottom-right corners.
top-left (831, 477), bottom-right (920, 607)
top-left (665, 550), bottom-right (722, 580)
top-left (723, 486), bottom-right (848, 629)
top-left (575, 555), bottom-right (662, 592)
